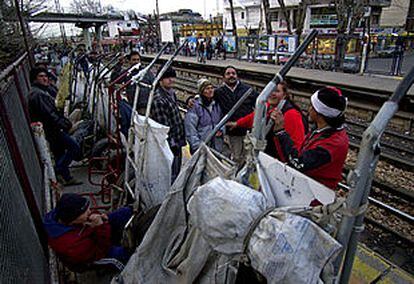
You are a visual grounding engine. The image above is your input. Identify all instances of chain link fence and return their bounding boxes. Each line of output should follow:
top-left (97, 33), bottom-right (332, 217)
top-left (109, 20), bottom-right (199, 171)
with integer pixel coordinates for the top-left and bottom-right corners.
top-left (0, 54), bottom-right (50, 283)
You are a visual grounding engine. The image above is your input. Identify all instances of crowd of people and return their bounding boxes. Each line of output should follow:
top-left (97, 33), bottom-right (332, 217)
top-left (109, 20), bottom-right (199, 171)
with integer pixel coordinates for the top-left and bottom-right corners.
top-left (27, 46), bottom-right (349, 271)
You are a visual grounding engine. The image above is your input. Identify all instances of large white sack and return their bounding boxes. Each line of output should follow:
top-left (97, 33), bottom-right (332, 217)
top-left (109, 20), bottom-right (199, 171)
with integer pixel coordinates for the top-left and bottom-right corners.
top-left (247, 210), bottom-right (342, 284)
top-left (133, 114), bottom-right (174, 211)
top-left (188, 177), bottom-right (267, 255)
top-left (257, 152), bottom-right (335, 207)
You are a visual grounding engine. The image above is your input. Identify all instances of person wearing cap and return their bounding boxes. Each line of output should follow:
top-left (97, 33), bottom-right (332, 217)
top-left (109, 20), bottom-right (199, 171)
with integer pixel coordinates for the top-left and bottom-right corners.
top-left (150, 67), bottom-right (186, 183)
top-left (270, 87), bottom-right (349, 190)
top-left (43, 193), bottom-right (133, 270)
top-left (227, 81), bottom-right (307, 161)
top-left (184, 78), bottom-right (223, 154)
top-left (28, 67), bottom-right (82, 186)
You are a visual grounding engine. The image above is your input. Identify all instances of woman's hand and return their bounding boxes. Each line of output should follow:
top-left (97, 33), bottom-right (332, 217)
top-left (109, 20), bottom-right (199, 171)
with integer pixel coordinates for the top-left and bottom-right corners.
top-left (270, 109), bottom-right (285, 132)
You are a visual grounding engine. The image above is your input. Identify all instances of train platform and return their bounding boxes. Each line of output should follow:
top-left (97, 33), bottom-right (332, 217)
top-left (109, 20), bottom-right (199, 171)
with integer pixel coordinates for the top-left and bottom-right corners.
top-left (141, 53), bottom-right (414, 97)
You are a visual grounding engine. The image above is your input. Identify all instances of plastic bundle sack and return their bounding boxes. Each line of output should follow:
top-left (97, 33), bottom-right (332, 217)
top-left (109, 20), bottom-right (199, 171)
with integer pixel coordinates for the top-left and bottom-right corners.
top-left (257, 152), bottom-right (335, 207)
top-left (247, 210), bottom-right (342, 284)
top-left (132, 114), bottom-right (174, 211)
top-left (188, 177), bottom-right (267, 254)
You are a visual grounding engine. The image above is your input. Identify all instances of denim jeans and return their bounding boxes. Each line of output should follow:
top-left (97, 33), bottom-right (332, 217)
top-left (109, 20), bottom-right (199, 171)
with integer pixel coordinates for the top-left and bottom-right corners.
top-left (107, 207), bottom-right (133, 263)
top-left (55, 132), bottom-right (81, 181)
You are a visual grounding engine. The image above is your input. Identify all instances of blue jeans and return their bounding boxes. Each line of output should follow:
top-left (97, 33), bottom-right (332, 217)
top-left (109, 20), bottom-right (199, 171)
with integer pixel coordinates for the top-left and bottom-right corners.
top-left (55, 132), bottom-right (81, 181)
top-left (107, 207), bottom-right (133, 263)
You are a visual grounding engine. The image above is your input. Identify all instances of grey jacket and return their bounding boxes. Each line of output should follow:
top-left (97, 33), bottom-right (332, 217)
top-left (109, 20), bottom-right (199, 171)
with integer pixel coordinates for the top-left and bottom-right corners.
top-left (184, 97), bottom-right (223, 154)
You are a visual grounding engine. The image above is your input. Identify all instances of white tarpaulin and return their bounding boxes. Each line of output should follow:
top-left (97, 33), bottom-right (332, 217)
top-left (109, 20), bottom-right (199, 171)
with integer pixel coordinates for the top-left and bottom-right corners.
top-left (257, 152), bottom-right (335, 207)
top-left (188, 177), bottom-right (341, 284)
top-left (132, 115), bottom-right (174, 211)
top-left (247, 211), bottom-right (342, 284)
top-left (114, 145), bottom-right (237, 284)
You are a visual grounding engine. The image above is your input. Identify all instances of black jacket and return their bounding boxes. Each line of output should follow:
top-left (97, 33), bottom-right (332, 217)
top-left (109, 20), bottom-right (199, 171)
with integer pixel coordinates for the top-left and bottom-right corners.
top-left (125, 68), bottom-right (155, 109)
top-left (28, 84), bottom-right (72, 153)
top-left (214, 81), bottom-right (258, 136)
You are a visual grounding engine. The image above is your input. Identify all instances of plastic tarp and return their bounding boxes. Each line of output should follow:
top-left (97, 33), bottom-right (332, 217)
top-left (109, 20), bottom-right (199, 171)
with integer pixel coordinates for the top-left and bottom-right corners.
top-left (132, 115), bottom-right (174, 211)
top-left (257, 152), bottom-right (335, 207)
top-left (115, 148), bottom-right (341, 283)
top-left (247, 211), bottom-right (341, 284)
top-left (114, 145), bottom-right (236, 283)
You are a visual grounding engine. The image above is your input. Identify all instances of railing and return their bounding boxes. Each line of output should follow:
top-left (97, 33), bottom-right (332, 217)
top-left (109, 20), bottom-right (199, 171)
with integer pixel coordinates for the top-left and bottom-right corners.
top-left (0, 53), bottom-right (50, 283)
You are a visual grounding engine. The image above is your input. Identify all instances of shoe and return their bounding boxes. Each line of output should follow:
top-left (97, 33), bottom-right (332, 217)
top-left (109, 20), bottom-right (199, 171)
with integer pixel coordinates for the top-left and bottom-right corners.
top-left (63, 177), bottom-right (83, 187)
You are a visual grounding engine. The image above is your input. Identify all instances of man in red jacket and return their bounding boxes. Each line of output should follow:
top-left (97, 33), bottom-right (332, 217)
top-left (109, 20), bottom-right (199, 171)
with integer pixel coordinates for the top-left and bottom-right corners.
top-left (44, 193), bottom-right (132, 270)
top-left (270, 87), bottom-right (349, 190)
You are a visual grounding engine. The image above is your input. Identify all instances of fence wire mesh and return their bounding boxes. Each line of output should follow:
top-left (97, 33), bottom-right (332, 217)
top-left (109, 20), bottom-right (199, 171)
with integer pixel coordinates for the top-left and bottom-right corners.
top-left (0, 120), bottom-right (49, 284)
top-left (2, 78), bottom-right (45, 214)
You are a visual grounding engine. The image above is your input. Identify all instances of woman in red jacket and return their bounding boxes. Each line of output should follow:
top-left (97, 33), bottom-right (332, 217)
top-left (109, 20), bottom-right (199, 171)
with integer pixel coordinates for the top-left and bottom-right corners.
top-left (227, 82), bottom-right (307, 161)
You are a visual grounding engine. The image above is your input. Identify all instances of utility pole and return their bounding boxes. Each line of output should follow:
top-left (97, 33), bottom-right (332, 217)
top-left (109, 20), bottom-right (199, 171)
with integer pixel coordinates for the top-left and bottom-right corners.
top-left (229, 0), bottom-right (238, 57)
top-left (406, 0), bottom-right (414, 32)
top-left (156, 0), bottom-right (161, 45)
top-left (13, 0), bottom-right (33, 67)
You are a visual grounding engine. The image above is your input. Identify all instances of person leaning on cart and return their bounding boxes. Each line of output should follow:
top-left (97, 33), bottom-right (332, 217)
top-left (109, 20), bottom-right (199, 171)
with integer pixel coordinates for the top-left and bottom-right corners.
top-left (270, 87), bottom-right (349, 190)
top-left (43, 193), bottom-right (133, 271)
top-left (150, 67), bottom-right (186, 183)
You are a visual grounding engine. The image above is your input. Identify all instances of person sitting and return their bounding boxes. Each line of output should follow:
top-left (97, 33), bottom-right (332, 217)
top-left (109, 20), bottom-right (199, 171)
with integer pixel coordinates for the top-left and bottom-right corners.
top-left (184, 78), bottom-right (223, 154)
top-left (227, 81), bottom-right (307, 161)
top-left (270, 87), bottom-right (349, 190)
top-left (28, 67), bottom-right (82, 186)
top-left (43, 193), bottom-right (133, 270)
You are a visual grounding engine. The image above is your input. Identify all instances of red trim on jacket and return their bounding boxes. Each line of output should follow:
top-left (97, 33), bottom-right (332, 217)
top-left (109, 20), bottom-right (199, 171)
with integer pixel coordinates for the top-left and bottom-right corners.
top-left (48, 223), bottom-right (112, 267)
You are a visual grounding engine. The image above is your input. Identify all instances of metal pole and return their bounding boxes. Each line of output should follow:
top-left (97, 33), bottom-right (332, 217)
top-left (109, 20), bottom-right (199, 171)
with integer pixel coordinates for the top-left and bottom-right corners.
top-left (251, 29), bottom-right (317, 142)
top-left (13, 0), bottom-right (33, 67)
top-left (334, 65), bottom-right (414, 283)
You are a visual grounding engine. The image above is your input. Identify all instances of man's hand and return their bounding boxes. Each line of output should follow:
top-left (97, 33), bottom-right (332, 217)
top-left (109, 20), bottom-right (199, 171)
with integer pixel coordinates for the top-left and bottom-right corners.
top-left (226, 121), bottom-right (237, 130)
top-left (215, 130), bottom-right (223, 137)
top-left (86, 213), bottom-right (104, 227)
top-left (270, 110), bottom-right (284, 132)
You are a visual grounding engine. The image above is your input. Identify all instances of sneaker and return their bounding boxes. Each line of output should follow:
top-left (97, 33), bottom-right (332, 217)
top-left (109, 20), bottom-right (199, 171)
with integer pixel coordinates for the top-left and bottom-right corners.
top-left (63, 177), bottom-right (83, 187)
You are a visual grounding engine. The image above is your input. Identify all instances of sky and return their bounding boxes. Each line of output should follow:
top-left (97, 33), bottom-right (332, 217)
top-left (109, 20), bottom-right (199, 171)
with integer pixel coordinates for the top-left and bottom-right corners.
top-left (61, 0), bottom-right (223, 18)
top-left (35, 0), bottom-right (223, 38)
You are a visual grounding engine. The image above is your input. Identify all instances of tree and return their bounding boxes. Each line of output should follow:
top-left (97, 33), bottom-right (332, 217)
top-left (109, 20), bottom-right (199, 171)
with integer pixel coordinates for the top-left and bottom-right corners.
top-left (228, 0), bottom-right (238, 56)
top-left (262, 0), bottom-right (272, 34)
top-left (277, 0), bottom-right (292, 34)
top-left (334, 0), bottom-right (366, 70)
top-left (70, 0), bottom-right (101, 14)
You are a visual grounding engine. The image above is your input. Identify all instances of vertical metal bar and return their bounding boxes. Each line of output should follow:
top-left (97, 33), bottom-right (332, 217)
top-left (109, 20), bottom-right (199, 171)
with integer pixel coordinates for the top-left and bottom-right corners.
top-left (13, 0), bottom-right (33, 67)
top-left (334, 66), bottom-right (414, 283)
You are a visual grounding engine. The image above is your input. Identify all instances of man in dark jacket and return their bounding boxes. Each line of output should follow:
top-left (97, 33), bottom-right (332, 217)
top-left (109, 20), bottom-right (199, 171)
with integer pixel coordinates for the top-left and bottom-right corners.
top-left (28, 67), bottom-right (81, 186)
top-left (214, 66), bottom-right (258, 165)
top-left (150, 67), bottom-right (185, 183)
top-left (44, 193), bottom-right (132, 270)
